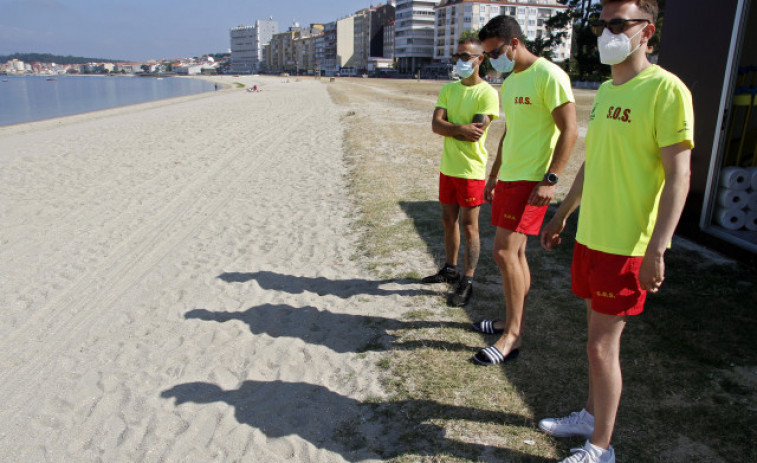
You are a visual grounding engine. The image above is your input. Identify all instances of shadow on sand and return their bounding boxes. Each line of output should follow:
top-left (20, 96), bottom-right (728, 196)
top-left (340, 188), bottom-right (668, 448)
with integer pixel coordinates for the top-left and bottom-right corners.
top-left (161, 379), bottom-right (551, 462)
top-left (185, 304), bottom-right (474, 354)
top-left (218, 270), bottom-right (436, 299)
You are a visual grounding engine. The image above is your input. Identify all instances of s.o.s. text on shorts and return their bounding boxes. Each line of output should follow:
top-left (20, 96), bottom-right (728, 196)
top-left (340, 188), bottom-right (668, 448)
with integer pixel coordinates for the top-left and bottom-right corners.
top-left (490, 180), bottom-right (547, 235)
top-left (571, 242), bottom-right (647, 316)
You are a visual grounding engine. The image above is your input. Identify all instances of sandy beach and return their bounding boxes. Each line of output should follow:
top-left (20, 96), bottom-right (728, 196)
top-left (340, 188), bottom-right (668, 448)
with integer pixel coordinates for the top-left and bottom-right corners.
top-left (0, 76), bottom-right (416, 462)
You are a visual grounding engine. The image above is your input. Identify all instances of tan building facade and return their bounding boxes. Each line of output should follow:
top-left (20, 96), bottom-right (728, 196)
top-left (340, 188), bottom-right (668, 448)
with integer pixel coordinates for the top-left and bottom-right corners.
top-left (265, 24), bottom-right (324, 74)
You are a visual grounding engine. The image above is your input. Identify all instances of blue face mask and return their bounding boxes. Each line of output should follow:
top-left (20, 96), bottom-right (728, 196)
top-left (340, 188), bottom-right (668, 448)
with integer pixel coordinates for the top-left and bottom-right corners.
top-left (489, 46), bottom-right (515, 74)
top-left (456, 59), bottom-right (477, 79)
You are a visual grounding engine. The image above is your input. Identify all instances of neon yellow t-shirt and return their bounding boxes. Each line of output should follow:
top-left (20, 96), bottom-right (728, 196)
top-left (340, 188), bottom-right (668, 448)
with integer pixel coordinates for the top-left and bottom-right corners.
top-left (436, 80), bottom-right (500, 179)
top-left (499, 58), bottom-right (574, 181)
top-left (576, 65), bottom-right (695, 256)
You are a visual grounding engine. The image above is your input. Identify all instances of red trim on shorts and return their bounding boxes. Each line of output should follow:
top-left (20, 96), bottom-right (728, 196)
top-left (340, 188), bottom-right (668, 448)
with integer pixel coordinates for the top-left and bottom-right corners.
top-left (571, 242), bottom-right (647, 316)
top-left (439, 172), bottom-right (486, 207)
top-left (490, 180), bottom-right (548, 235)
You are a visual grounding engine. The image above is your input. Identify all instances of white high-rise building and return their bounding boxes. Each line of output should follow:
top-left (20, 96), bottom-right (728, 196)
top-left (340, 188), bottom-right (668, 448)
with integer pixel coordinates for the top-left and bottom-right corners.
top-left (394, 0), bottom-right (441, 74)
top-left (434, 1), bottom-right (571, 63)
top-left (230, 18), bottom-right (278, 74)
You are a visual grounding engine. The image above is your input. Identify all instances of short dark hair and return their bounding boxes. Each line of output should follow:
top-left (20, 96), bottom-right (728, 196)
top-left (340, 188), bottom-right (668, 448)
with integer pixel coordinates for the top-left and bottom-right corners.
top-left (601, 0), bottom-right (659, 22)
top-left (458, 37), bottom-right (482, 46)
top-left (478, 15), bottom-right (525, 43)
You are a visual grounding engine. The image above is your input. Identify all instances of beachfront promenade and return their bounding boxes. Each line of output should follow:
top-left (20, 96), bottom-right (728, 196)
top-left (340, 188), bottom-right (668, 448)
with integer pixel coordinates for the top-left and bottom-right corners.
top-left (0, 76), bottom-right (412, 462)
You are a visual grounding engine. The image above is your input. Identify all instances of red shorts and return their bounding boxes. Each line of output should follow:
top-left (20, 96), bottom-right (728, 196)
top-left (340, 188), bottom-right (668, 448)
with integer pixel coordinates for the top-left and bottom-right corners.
top-left (439, 173), bottom-right (485, 207)
top-left (571, 242), bottom-right (647, 316)
top-left (490, 180), bottom-right (548, 235)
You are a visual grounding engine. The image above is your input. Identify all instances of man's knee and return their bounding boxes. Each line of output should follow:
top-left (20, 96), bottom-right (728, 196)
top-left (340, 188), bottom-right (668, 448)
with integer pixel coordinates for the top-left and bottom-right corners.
top-left (441, 214), bottom-right (459, 229)
top-left (586, 338), bottom-right (619, 366)
top-left (493, 244), bottom-right (519, 267)
top-left (461, 223), bottom-right (479, 241)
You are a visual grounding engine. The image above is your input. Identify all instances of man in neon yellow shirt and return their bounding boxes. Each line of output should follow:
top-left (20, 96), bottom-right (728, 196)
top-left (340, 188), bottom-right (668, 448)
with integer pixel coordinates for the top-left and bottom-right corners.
top-left (423, 38), bottom-right (500, 307)
top-left (470, 16), bottom-right (578, 365)
top-left (538, 1), bottom-right (694, 461)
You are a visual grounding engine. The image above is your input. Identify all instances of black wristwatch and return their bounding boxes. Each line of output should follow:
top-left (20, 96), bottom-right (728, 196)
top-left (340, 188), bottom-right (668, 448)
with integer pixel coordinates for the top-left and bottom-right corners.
top-left (544, 172), bottom-right (559, 185)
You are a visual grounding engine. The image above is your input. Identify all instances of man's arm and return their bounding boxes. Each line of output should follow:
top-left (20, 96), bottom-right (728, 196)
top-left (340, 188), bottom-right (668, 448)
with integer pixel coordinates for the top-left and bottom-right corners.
top-left (638, 141), bottom-right (692, 293)
top-left (540, 162), bottom-right (584, 251)
top-left (485, 127), bottom-right (506, 203)
top-left (432, 107), bottom-right (486, 142)
top-left (528, 101), bottom-right (578, 207)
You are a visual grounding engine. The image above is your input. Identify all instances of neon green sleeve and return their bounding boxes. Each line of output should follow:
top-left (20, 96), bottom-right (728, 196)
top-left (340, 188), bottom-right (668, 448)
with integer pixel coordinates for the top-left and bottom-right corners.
top-left (479, 86), bottom-right (500, 120)
top-left (542, 64), bottom-right (575, 112)
top-left (655, 77), bottom-right (695, 149)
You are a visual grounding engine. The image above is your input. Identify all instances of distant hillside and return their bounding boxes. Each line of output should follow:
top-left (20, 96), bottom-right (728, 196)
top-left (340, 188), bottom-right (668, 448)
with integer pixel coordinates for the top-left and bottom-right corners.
top-left (0, 53), bottom-right (125, 64)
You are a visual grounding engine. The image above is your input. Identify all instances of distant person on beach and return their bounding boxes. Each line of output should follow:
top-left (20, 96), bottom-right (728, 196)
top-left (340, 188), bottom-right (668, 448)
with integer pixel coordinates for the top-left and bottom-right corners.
top-left (422, 37), bottom-right (500, 307)
top-left (537, 1), bottom-right (693, 461)
top-left (470, 15), bottom-right (577, 366)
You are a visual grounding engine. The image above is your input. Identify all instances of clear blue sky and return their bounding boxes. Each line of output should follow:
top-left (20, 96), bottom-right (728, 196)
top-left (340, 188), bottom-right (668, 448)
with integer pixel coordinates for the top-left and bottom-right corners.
top-left (0, 0), bottom-right (378, 61)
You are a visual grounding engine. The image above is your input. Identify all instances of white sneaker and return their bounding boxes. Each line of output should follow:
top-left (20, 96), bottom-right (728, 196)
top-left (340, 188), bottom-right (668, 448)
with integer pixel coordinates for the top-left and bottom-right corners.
top-left (538, 409), bottom-right (594, 438)
top-left (560, 440), bottom-right (615, 463)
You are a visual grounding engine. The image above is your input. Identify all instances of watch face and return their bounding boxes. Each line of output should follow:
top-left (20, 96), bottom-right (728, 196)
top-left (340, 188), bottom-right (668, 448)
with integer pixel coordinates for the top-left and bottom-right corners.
top-left (545, 173), bottom-right (558, 184)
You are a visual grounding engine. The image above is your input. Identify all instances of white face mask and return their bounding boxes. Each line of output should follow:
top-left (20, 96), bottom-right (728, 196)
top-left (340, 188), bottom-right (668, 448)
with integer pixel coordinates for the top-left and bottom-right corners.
top-left (489, 46), bottom-right (515, 74)
top-left (456, 58), bottom-right (477, 79)
top-left (597, 26), bottom-right (645, 65)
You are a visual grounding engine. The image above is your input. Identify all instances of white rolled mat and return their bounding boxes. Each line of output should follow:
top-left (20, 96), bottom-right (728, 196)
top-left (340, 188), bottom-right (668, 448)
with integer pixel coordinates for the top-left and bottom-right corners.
top-left (748, 190), bottom-right (757, 210)
top-left (746, 210), bottom-right (757, 232)
top-left (720, 166), bottom-right (749, 190)
top-left (716, 208), bottom-right (746, 230)
top-left (717, 188), bottom-right (748, 208)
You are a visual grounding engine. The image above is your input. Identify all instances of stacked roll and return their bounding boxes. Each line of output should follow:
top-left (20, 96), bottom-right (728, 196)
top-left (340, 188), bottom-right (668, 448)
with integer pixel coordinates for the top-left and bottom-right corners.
top-left (716, 167), bottom-right (757, 231)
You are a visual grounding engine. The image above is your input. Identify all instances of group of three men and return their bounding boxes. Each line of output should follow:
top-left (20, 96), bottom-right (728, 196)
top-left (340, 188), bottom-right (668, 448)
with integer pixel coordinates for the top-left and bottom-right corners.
top-left (423, 1), bottom-right (693, 462)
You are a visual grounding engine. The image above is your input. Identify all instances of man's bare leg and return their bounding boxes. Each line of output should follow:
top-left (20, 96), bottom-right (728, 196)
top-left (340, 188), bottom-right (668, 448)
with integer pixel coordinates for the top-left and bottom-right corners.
top-left (490, 227), bottom-right (529, 355)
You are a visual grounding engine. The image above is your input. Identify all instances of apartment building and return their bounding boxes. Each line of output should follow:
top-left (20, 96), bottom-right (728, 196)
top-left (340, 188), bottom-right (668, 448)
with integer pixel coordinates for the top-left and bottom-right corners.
top-left (353, 9), bottom-right (373, 72)
top-left (434, 0), bottom-right (570, 63)
top-left (394, 0), bottom-right (441, 74)
top-left (230, 18), bottom-right (278, 74)
top-left (265, 23), bottom-right (324, 74)
top-left (384, 21), bottom-right (396, 60)
top-left (294, 25), bottom-right (325, 75)
top-left (322, 16), bottom-right (356, 76)
top-left (371, 2), bottom-right (397, 58)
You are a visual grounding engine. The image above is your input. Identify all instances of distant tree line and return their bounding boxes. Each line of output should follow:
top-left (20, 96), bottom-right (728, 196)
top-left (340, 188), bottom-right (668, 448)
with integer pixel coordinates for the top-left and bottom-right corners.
top-left (526, 0), bottom-right (666, 80)
top-left (0, 53), bottom-right (125, 64)
top-left (452, 0), bottom-right (666, 82)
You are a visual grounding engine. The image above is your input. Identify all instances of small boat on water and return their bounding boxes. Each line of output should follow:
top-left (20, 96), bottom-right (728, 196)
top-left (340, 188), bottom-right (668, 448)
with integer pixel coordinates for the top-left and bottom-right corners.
top-left (1, 79), bottom-right (8, 82)
top-left (46, 77), bottom-right (57, 81)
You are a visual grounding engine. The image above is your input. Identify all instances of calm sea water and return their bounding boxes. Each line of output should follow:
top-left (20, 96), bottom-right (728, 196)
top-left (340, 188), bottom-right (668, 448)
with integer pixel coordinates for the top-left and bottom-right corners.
top-left (0, 75), bottom-right (218, 126)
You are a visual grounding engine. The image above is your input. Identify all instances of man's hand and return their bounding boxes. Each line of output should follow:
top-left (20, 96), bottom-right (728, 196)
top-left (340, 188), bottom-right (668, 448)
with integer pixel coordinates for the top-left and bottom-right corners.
top-left (485, 177), bottom-right (497, 203)
top-left (453, 122), bottom-right (485, 142)
top-left (528, 181), bottom-right (556, 207)
top-left (638, 253), bottom-right (665, 293)
top-left (540, 215), bottom-right (566, 251)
